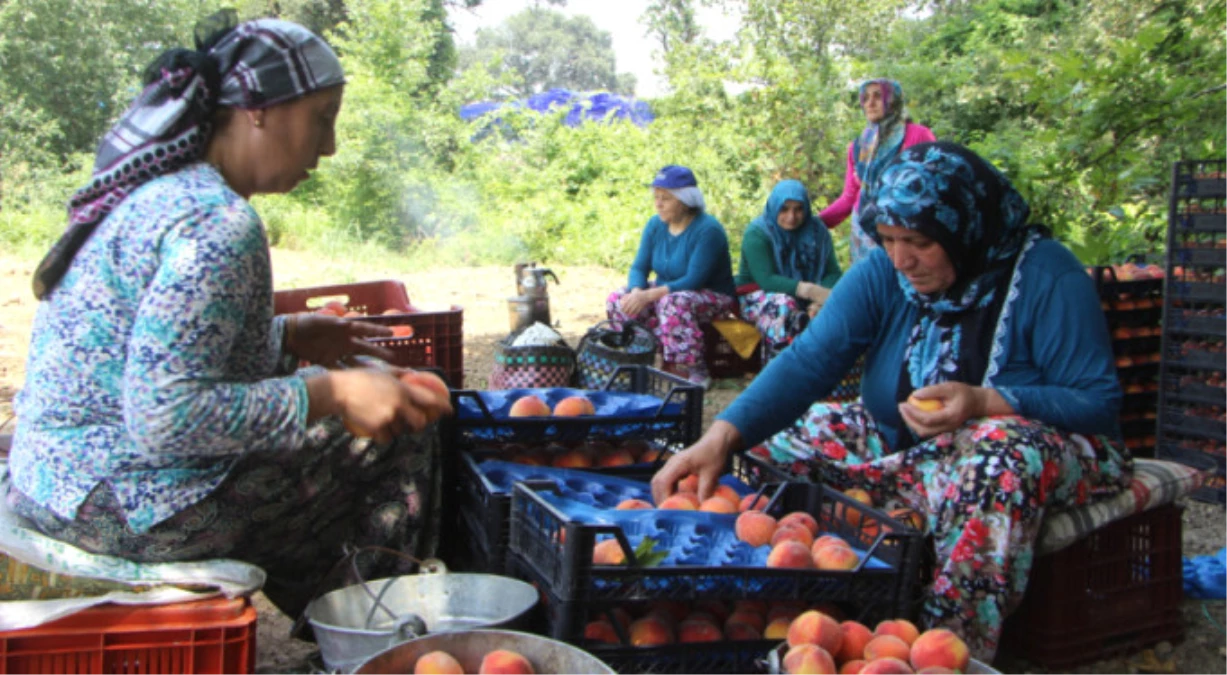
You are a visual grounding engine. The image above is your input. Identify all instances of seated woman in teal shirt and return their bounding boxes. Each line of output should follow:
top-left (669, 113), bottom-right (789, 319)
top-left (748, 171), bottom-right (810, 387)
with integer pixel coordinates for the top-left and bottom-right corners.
top-left (606, 165), bottom-right (737, 388)
top-left (652, 143), bottom-right (1132, 662)
top-left (735, 179), bottom-right (842, 357)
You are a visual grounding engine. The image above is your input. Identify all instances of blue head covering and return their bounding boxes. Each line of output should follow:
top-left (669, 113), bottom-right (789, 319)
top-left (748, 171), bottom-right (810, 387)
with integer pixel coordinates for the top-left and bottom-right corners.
top-left (750, 180), bottom-right (831, 284)
top-left (858, 142), bottom-right (1047, 441)
top-left (853, 79), bottom-right (908, 207)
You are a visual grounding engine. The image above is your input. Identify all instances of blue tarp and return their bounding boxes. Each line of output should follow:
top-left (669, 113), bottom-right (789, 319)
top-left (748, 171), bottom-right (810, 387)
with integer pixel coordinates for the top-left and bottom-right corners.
top-left (459, 88), bottom-right (654, 128)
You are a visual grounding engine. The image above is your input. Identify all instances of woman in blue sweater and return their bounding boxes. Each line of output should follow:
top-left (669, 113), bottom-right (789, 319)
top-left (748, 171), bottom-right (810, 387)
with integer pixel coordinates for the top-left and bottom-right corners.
top-left (606, 165), bottom-right (737, 388)
top-left (652, 143), bottom-right (1132, 660)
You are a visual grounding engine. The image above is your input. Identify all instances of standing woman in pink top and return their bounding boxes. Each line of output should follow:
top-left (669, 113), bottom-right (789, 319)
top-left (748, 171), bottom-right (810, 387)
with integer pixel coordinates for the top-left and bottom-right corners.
top-left (819, 79), bottom-right (936, 264)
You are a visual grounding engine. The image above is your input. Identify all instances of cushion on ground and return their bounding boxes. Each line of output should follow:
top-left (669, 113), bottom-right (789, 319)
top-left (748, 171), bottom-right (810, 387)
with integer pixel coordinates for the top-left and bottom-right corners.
top-left (1037, 458), bottom-right (1207, 555)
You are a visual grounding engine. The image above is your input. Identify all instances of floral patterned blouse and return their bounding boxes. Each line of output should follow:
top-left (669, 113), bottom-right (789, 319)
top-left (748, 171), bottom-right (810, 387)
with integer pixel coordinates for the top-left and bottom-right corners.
top-left (12, 163), bottom-right (309, 533)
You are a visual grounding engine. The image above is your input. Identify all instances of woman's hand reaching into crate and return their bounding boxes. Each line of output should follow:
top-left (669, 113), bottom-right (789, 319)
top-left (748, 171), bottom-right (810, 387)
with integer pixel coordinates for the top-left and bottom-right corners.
top-left (304, 367), bottom-right (452, 443)
top-left (283, 313), bottom-right (395, 367)
top-left (651, 420), bottom-right (742, 504)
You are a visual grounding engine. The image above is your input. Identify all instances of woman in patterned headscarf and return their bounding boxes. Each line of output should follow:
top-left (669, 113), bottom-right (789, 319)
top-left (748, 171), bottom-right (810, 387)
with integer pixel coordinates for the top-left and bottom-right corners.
top-left (734, 180), bottom-right (842, 357)
top-left (819, 79), bottom-right (937, 264)
top-left (654, 143), bottom-right (1133, 660)
top-left (10, 11), bottom-right (448, 617)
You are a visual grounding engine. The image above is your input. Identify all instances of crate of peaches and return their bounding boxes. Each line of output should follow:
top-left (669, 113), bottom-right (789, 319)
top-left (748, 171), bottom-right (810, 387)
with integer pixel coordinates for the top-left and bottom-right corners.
top-left (444, 367), bottom-right (702, 448)
top-left (454, 453), bottom-right (665, 574)
top-left (508, 480), bottom-right (924, 617)
top-left (272, 279), bottom-right (464, 387)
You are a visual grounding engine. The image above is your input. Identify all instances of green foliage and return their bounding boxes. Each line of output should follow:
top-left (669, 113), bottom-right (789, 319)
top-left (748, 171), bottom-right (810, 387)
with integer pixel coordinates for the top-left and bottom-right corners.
top-left (458, 7), bottom-right (636, 97)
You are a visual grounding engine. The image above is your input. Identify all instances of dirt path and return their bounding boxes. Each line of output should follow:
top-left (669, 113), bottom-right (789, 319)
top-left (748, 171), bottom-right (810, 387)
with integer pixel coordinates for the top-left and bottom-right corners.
top-left (0, 251), bottom-right (1222, 674)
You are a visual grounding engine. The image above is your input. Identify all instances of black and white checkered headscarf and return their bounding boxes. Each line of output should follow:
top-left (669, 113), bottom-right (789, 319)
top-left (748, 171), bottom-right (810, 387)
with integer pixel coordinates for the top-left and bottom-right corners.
top-left (33, 11), bottom-right (345, 299)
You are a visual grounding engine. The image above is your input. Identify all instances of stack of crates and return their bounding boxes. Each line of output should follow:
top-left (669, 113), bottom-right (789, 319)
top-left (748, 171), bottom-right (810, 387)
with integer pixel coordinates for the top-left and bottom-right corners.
top-left (1157, 159), bottom-right (1226, 503)
top-left (507, 480), bottom-right (923, 674)
top-left (443, 365), bottom-right (702, 573)
top-left (1089, 264), bottom-right (1165, 457)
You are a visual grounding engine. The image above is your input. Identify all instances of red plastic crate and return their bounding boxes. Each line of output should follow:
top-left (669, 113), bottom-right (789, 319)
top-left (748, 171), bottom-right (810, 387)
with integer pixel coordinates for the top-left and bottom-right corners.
top-left (1001, 504), bottom-right (1185, 669)
top-left (0, 596), bottom-right (257, 674)
top-left (273, 279), bottom-right (464, 387)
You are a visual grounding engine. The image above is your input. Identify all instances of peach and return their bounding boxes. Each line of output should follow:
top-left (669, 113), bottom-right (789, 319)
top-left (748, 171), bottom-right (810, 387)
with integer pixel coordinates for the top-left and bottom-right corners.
top-left (740, 493), bottom-right (770, 512)
top-left (583, 619), bottom-right (620, 644)
top-left (779, 511), bottom-right (820, 537)
top-left (767, 540), bottom-right (815, 569)
top-left (812, 535), bottom-right (850, 554)
top-left (399, 370), bottom-right (452, 420)
top-left (620, 439), bottom-right (652, 460)
top-left (874, 619), bottom-right (920, 646)
top-left (725, 609), bottom-right (766, 633)
top-left (906, 394), bottom-right (944, 412)
top-left (915, 668), bottom-right (958, 674)
top-left (658, 494), bottom-right (698, 510)
top-left (678, 617), bottom-right (723, 643)
top-left (414, 650), bottom-right (464, 675)
top-left (552, 449), bottom-right (593, 469)
top-left (888, 507), bottom-right (925, 531)
top-left (615, 498), bottom-right (654, 510)
top-left (390, 325), bottom-right (415, 338)
top-left (593, 539), bottom-right (627, 566)
top-left (786, 610), bottom-right (844, 655)
top-left (629, 615), bottom-right (675, 646)
top-left (863, 634), bottom-right (912, 662)
top-left (836, 620), bottom-right (874, 663)
top-left (478, 649), bottom-right (535, 674)
top-left (639, 446), bottom-right (664, 463)
top-left (782, 644), bottom-right (837, 674)
top-left (839, 488), bottom-right (873, 527)
top-left (699, 496), bottom-right (739, 514)
top-left (725, 620), bottom-right (763, 641)
top-left (735, 510), bottom-right (778, 547)
top-left (553, 395), bottom-right (595, 417)
top-left (382, 308), bottom-right (403, 315)
top-left (764, 616), bottom-right (792, 640)
top-left (813, 542), bottom-right (860, 570)
top-left (909, 629), bottom-right (969, 673)
top-left (677, 474), bottom-right (700, 493)
top-left (508, 395), bottom-right (551, 417)
top-left (713, 484), bottom-right (742, 506)
top-left (322, 300), bottom-right (348, 316)
top-left (859, 657), bottom-right (914, 674)
top-left (771, 523), bottom-right (815, 549)
top-left (839, 660), bottom-right (866, 675)
top-left (511, 450), bottom-right (547, 466)
top-left (596, 447), bottom-right (636, 467)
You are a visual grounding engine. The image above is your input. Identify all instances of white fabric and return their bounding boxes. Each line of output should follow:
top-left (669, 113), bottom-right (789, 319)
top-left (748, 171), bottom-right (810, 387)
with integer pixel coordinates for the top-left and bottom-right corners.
top-left (0, 465), bottom-right (265, 631)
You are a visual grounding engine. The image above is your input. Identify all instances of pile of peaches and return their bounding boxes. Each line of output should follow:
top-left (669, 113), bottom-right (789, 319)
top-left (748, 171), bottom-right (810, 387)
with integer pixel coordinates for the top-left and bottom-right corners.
top-left (780, 611), bottom-right (971, 674)
top-left (582, 598), bottom-right (857, 646)
top-left (482, 438), bottom-right (666, 469)
top-left (311, 300), bottom-right (415, 337)
top-left (594, 476), bottom-right (924, 573)
top-left (411, 648), bottom-right (534, 674)
top-left (506, 394), bottom-right (596, 418)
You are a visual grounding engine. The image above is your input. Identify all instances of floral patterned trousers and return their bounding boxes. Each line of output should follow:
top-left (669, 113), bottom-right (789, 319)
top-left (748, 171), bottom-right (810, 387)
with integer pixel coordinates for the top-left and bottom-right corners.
top-left (606, 285), bottom-right (736, 376)
top-left (753, 402), bottom-right (1133, 662)
top-left (738, 290), bottom-right (805, 353)
top-left (7, 418), bottom-right (442, 619)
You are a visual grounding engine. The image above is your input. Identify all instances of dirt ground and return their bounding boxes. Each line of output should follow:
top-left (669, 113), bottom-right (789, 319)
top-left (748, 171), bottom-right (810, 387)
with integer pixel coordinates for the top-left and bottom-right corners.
top-left (0, 251), bottom-right (1223, 674)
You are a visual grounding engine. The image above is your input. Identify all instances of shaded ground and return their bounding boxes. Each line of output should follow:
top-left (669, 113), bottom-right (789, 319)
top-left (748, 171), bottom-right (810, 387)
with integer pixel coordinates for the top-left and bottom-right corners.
top-left (0, 252), bottom-right (1221, 673)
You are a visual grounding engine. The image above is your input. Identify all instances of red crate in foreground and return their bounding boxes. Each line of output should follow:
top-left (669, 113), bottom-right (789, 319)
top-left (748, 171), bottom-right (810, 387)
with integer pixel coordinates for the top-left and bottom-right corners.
top-left (0, 596), bottom-right (257, 675)
top-left (273, 279), bottom-right (464, 387)
top-left (1001, 504), bottom-right (1185, 669)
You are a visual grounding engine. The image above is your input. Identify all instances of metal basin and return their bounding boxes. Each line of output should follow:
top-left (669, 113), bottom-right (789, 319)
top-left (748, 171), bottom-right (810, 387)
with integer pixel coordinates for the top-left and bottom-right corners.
top-left (304, 570), bottom-right (538, 672)
top-left (355, 629), bottom-right (616, 674)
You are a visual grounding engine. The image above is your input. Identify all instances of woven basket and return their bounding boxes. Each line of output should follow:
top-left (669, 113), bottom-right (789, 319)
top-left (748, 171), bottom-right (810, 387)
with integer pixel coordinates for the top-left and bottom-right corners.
top-left (575, 321), bottom-right (658, 390)
top-left (489, 334), bottom-right (576, 390)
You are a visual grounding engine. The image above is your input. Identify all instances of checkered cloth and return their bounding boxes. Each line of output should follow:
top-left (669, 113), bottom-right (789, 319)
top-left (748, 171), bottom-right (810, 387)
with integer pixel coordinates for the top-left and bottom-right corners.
top-left (1036, 458), bottom-right (1208, 555)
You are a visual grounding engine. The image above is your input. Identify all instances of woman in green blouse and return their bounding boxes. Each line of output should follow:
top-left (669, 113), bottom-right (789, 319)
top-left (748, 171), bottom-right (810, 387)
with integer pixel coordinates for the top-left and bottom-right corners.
top-left (735, 180), bottom-right (842, 356)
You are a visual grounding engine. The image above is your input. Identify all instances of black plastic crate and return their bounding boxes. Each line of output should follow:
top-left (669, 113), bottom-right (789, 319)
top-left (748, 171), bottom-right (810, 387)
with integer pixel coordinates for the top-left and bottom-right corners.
top-left (442, 365), bottom-right (702, 448)
top-left (508, 481), bottom-right (924, 620)
top-left (1162, 374), bottom-right (1227, 407)
top-left (1160, 408), bottom-right (1226, 441)
top-left (1173, 212), bottom-right (1227, 233)
top-left (1172, 159), bottom-right (1226, 199)
top-left (1157, 444), bottom-right (1226, 505)
top-left (1163, 309), bottom-right (1226, 337)
top-left (513, 572), bottom-right (779, 675)
top-left (1001, 504), bottom-right (1185, 668)
top-left (454, 451), bottom-right (661, 575)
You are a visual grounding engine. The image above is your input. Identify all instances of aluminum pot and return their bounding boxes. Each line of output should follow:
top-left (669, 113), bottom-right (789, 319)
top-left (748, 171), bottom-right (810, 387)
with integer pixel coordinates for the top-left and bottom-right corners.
top-left (355, 629), bottom-right (615, 675)
top-left (304, 563), bottom-right (539, 672)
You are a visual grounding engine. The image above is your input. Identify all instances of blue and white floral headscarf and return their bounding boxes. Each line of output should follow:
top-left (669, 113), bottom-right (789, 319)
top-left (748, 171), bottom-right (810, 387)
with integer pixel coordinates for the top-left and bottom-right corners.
top-left (859, 141), bottom-right (1047, 444)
